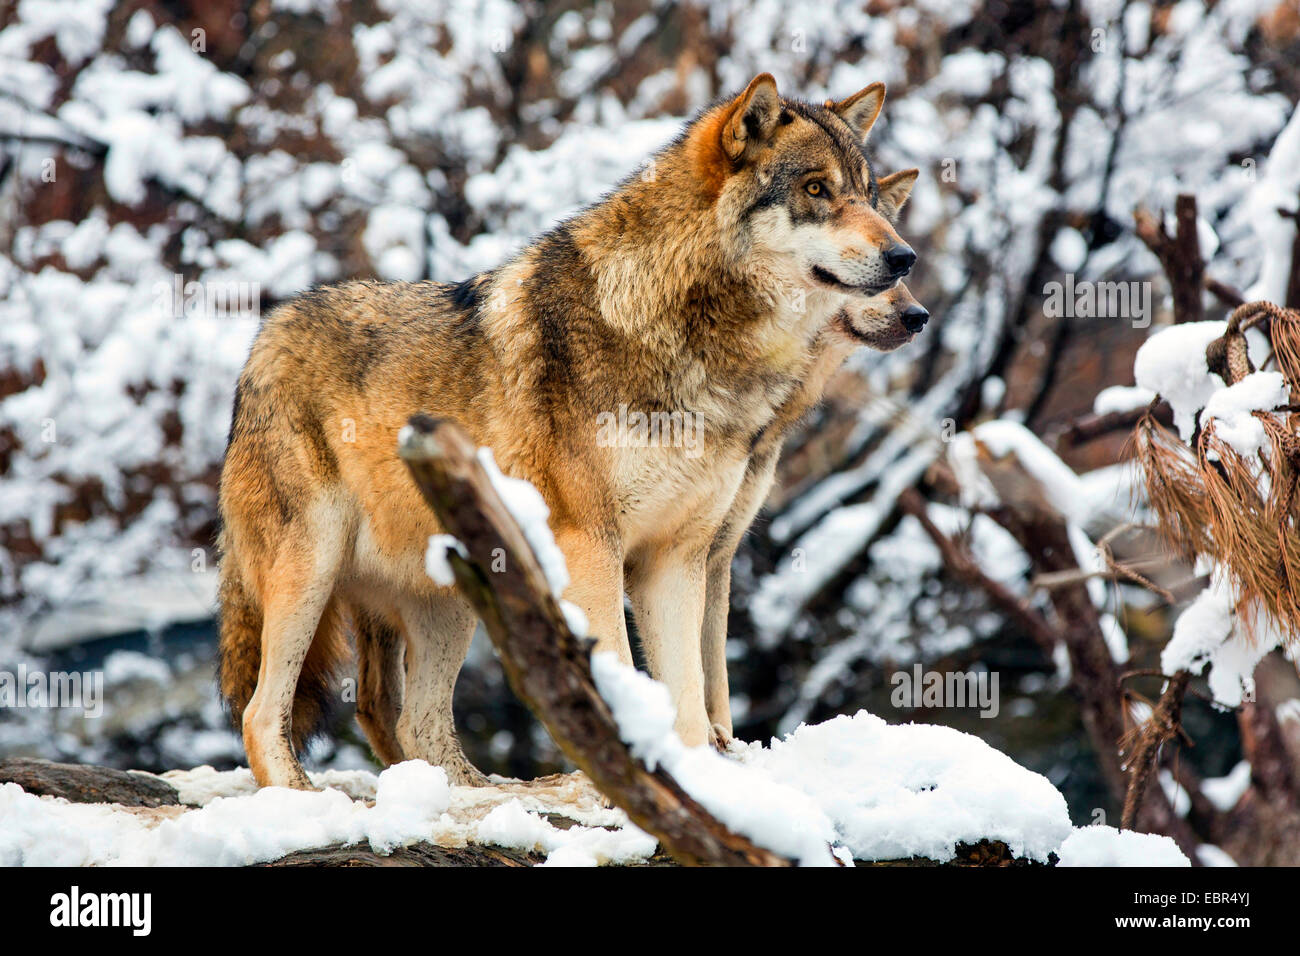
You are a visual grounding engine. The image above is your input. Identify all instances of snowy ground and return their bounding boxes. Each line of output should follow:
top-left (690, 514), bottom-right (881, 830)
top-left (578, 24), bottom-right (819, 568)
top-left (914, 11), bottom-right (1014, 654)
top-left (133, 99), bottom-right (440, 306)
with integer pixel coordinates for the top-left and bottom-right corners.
top-left (0, 696), bottom-right (1188, 867)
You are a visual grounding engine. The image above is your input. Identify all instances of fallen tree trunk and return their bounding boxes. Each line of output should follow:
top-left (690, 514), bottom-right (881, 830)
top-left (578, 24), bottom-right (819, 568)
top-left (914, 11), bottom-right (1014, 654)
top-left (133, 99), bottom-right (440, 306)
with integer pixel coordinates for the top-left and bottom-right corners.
top-left (397, 414), bottom-right (792, 867)
top-left (259, 838), bottom-right (1034, 867)
top-left (261, 842), bottom-right (546, 867)
top-left (0, 753), bottom-right (1052, 865)
top-left (0, 757), bottom-right (181, 808)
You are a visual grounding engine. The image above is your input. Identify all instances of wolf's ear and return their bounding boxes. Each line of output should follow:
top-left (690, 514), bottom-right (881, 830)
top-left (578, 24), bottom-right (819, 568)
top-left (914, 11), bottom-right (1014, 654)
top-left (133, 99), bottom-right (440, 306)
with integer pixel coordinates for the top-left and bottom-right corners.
top-left (877, 168), bottom-right (918, 222)
top-left (829, 82), bottom-right (886, 141)
top-left (723, 73), bottom-right (781, 162)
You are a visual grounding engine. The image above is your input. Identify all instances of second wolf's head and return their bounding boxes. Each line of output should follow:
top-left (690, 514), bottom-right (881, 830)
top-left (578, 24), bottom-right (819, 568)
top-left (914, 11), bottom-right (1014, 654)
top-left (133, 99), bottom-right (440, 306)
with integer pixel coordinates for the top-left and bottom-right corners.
top-left (684, 73), bottom-right (919, 326)
top-left (831, 279), bottom-right (928, 353)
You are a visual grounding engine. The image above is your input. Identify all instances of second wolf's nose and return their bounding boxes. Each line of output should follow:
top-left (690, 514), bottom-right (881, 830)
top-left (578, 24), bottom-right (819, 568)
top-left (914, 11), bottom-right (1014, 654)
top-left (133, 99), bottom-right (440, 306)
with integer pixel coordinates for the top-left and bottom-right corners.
top-left (884, 244), bottom-right (916, 277)
top-left (902, 304), bottom-right (929, 333)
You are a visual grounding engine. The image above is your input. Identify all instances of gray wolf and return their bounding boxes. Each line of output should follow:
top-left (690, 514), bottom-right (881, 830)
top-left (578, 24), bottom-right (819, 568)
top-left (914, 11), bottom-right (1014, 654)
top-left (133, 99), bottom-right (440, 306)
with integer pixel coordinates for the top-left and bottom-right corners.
top-left (217, 73), bottom-right (923, 788)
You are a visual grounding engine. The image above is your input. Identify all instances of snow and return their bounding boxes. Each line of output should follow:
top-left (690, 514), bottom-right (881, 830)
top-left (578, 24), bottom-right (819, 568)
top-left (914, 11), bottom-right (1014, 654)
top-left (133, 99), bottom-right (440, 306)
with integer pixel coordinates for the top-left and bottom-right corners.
top-left (735, 713), bottom-right (1071, 863)
top-left (592, 651), bottom-right (838, 866)
top-left (474, 448), bottom-right (588, 637)
top-left (1162, 574), bottom-right (1235, 675)
top-left (1051, 227), bottom-right (1088, 270)
top-left (3, 0), bottom-right (1298, 859)
top-left (1201, 761), bottom-right (1251, 813)
top-left (1161, 572), bottom-right (1281, 707)
top-left (751, 444), bottom-right (936, 640)
top-left (1056, 826), bottom-right (1190, 867)
top-left (425, 534), bottom-right (467, 588)
top-left (1, 760), bottom-right (664, 868)
top-left (400, 433), bottom-right (588, 635)
top-left (1196, 844), bottom-right (1238, 867)
top-left (476, 800), bottom-right (657, 867)
top-left (776, 500), bottom-right (1030, 731)
top-left (961, 420), bottom-right (1092, 525)
top-left (1242, 103), bottom-right (1300, 304)
top-left (475, 448), bottom-right (568, 597)
top-left (0, 760), bottom-right (452, 866)
top-left (592, 653), bottom-right (1072, 865)
top-left (0, 665), bottom-right (1217, 868)
top-left (1093, 384), bottom-right (1156, 417)
top-left (1133, 321), bottom-right (1228, 440)
top-left (1200, 370), bottom-right (1290, 457)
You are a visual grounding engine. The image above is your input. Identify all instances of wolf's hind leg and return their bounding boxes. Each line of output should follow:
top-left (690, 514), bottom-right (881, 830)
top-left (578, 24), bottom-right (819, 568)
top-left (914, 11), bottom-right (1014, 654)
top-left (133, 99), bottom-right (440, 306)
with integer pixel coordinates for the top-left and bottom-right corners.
top-left (243, 541), bottom-right (343, 790)
top-left (352, 605), bottom-right (406, 767)
top-left (396, 591), bottom-right (486, 786)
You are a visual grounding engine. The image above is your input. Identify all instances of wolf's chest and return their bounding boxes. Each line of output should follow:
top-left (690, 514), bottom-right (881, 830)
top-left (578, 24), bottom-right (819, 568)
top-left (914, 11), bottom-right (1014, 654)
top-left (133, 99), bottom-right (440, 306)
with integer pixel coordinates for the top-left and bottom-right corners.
top-left (606, 438), bottom-right (751, 548)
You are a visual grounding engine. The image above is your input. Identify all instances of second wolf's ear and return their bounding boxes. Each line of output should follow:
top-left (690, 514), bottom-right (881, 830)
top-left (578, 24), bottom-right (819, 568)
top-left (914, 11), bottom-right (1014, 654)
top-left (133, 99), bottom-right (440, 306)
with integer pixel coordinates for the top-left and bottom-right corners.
top-left (723, 73), bottom-right (781, 162)
top-left (829, 82), bottom-right (886, 141)
top-left (877, 168), bottom-right (918, 222)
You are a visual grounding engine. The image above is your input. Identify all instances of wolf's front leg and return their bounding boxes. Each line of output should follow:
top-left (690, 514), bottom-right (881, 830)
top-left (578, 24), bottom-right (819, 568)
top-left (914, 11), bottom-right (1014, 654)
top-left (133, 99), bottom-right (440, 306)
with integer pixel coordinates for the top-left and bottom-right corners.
top-left (555, 529), bottom-right (633, 666)
top-left (701, 450), bottom-right (779, 751)
top-left (701, 547), bottom-right (735, 750)
top-left (627, 547), bottom-right (711, 747)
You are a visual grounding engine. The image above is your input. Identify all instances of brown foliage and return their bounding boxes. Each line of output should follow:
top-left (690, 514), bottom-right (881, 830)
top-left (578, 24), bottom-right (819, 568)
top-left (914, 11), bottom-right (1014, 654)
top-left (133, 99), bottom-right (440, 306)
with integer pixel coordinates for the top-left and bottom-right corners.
top-left (1135, 301), bottom-right (1300, 641)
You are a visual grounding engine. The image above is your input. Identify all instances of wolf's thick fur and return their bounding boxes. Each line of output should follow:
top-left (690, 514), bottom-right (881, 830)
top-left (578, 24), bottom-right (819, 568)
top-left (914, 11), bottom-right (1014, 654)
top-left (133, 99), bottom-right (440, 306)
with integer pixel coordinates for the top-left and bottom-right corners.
top-left (218, 74), bottom-right (921, 788)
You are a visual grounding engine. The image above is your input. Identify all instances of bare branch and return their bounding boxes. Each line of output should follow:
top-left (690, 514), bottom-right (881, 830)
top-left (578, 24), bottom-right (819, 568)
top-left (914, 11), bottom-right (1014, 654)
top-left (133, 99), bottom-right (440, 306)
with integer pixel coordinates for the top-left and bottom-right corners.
top-left (897, 488), bottom-right (1060, 655)
top-left (1120, 671), bottom-right (1191, 830)
top-left (1134, 194), bottom-right (1205, 324)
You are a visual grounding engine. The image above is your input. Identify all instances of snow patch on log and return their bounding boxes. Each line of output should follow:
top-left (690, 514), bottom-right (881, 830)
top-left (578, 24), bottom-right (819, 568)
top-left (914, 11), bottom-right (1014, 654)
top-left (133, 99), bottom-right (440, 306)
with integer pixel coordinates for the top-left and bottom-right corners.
top-left (1056, 825), bottom-right (1189, 867)
top-left (593, 654), bottom-right (1075, 865)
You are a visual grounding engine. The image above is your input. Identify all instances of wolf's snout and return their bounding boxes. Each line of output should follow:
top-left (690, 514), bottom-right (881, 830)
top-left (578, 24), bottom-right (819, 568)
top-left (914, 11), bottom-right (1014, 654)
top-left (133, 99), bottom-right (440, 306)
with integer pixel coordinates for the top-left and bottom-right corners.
top-left (884, 243), bottom-right (916, 278)
top-left (901, 304), bottom-right (929, 333)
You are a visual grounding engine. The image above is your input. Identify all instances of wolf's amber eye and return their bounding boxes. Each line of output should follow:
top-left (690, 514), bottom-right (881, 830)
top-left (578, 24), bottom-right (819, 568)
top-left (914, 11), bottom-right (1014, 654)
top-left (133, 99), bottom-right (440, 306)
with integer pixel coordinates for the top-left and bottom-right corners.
top-left (805, 181), bottom-right (824, 197)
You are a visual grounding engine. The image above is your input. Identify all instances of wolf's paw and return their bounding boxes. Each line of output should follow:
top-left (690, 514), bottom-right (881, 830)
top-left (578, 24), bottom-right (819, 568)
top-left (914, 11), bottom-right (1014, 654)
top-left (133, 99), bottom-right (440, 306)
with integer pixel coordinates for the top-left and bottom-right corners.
top-left (277, 769), bottom-right (319, 791)
top-left (447, 764), bottom-right (492, 788)
top-left (515, 771), bottom-right (614, 809)
top-left (708, 723), bottom-right (734, 753)
top-left (568, 770), bottom-right (614, 810)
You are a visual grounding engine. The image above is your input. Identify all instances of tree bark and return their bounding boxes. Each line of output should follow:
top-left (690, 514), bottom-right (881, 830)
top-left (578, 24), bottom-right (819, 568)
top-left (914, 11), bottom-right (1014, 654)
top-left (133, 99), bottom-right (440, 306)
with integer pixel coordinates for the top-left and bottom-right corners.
top-left (0, 757), bottom-right (180, 808)
top-left (1133, 194), bottom-right (1205, 324)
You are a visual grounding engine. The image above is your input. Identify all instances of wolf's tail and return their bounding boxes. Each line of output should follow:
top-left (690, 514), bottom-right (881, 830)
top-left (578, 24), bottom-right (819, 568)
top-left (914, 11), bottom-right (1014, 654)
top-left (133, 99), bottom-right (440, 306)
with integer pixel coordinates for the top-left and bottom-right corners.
top-left (217, 551), bottom-right (262, 731)
top-left (217, 550), bottom-right (347, 752)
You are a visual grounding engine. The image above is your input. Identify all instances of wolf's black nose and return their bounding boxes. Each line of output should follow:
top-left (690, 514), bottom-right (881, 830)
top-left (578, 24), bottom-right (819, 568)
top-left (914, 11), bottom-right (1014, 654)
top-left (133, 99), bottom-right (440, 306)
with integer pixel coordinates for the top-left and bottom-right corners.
top-left (884, 244), bottom-right (916, 277)
top-left (901, 304), bottom-right (929, 333)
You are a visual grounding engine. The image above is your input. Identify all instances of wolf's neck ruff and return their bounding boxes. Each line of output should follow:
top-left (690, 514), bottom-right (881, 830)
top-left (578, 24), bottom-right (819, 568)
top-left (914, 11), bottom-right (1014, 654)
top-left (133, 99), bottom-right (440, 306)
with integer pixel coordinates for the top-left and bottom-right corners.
top-left (474, 105), bottom-right (866, 443)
